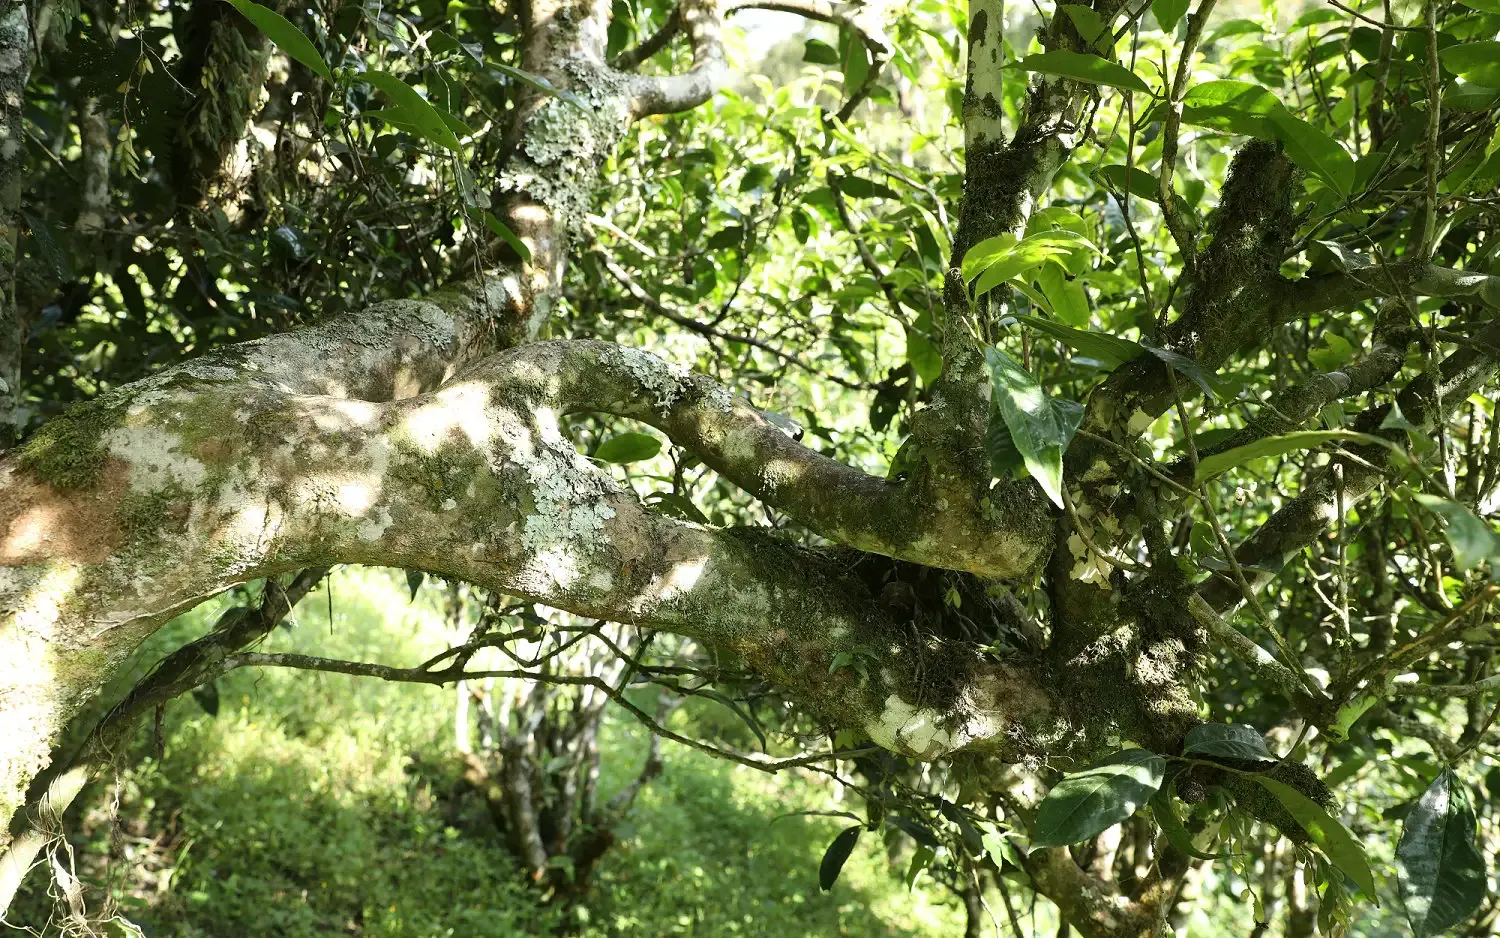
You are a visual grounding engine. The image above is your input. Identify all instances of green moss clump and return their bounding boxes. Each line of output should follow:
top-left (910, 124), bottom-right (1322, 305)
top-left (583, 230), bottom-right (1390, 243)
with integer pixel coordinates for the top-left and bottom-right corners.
top-left (17, 394), bottom-right (133, 490)
top-left (117, 484), bottom-right (191, 547)
top-left (389, 437), bottom-right (489, 510)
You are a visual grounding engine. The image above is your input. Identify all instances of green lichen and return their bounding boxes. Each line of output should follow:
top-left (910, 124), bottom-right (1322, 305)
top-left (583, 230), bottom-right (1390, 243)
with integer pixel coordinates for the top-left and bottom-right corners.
top-left (17, 393), bottom-right (133, 490)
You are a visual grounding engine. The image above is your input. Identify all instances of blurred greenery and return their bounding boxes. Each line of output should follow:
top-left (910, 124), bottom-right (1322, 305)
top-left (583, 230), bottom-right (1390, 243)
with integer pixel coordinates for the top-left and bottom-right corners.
top-left (11, 568), bottom-right (968, 938)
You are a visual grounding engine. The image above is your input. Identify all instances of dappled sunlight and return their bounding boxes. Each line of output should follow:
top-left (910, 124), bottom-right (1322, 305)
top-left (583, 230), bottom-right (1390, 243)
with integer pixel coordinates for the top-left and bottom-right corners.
top-left (402, 382), bottom-right (497, 452)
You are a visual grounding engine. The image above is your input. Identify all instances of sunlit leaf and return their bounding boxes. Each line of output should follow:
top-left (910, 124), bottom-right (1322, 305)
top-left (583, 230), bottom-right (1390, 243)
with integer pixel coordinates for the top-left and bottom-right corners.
top-left (226, 0), bottom-right (332, 80)
top-left (1032, 749), bottom-right (1165, 848)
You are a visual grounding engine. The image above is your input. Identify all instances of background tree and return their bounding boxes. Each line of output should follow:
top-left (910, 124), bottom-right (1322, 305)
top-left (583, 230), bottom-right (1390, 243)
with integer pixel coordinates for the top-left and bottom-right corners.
top-left (5, 0), bottom-right (1500, 935)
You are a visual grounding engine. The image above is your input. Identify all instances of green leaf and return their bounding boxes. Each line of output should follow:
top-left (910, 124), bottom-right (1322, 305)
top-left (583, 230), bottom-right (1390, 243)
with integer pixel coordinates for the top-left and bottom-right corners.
top-left (1151, 788), bottom-right (1230, 860)
top-left (1032, 749), bottom-right (1166, 848)
top-left (819, 826), bottom-right (862, 890)
top-left (905, 327), bottom-right (943, 385)
top-left (904, 844), bottom-right (936, 890)
top-left (1152, 0), bottom-right (1190, 32)
top-left (984, 347), bottom-right (1085, 508)
top-left (1011, 50), bottom-right (1152, 94)
top-left (1255, 777), bottom-right (1377, 899)
top-left (1307, 332), bottom-right (1355, 372)
top-left (1441, 41), bottom-right (1500, 86)
top-left (1413, 494), bottom-right (1497, 572)
top-left (1062, 4), bottom-right (1111, 51)
top-left (804, 38), bottom-right (840, 65)
top-left (361, 71), bottom-right (463, 151)
top-left (961, 234), bottom-right (1019, 281)
top-left (594, 431), bottom-right (663, 464)
top-left (490, 62), bottom-right (591, 111)
top-left (1014, 314), bottom-right (1144, 370)
top-left (1141, 340), bottom-right (1219, 398)
top-left (1034, 268), bottom-right (1091, 328)
top-left (406, 569), bottom-right (425, 601)
top-left (1098, 164), bottom-right (1164, 202)
top-left (644, 492), bottom-right (709, 524)
top-left (1268, 110), bottom-right (1355, 196)
top-left (1193, 430), bottom-right (1403, 483)
top-left (1397, 769), bottom-right (1488, 938)
top-left (225, 0), bottom-right (332, 80)
top-left (836, 175), bottom-right (901, 200)
top-left (1180, 81), bottom-right (1353, 193)
top-left (1181, 80), bottom-right (1281, 136)
top-left (481, 211), bottom-right (533, 263)
top-left (21, 211), bottom-right (72, 281)
top-left (1182, 723), bottom-right (1275, 762)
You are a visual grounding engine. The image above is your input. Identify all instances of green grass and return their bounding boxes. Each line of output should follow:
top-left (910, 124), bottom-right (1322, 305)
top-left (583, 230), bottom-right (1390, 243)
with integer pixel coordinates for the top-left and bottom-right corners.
top-left (11, 568), bottom-right (967, 938)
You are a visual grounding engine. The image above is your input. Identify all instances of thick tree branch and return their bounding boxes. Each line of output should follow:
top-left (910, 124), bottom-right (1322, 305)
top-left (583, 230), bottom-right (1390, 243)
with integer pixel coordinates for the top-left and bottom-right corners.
top-left (1282, 260), bottom-right (1500, 319)
top-left (626, 0), bottom-right (727, 118)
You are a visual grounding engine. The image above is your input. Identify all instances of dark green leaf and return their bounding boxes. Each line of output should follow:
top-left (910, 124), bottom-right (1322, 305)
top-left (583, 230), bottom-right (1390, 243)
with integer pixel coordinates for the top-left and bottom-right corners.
top-left (1011, 50), bottom-right (1152, 93)
top-left (1141, 341), bottom-right (1219, 399)
top-left (889, 815), bottom-right (941, 848)
top-left (1151, 789), bottom-right (1230, 860)
top-left (1413, 494), bottom-right (1497, 571)
top-left (644, 492), bottom-right (709, 524)
top-left (226, 0), bottom-right (332, 80)
top-left (985, 348), bottom-right (1085, 508)
top-left (21, 212), bottom-right (72, 281)
top-left (1256, 777), bottom-right (1377, 898)
top-left (361, 71), bottom-right (463, 151)
top-left (1032, 749), bottom-right (1166, 848)
top-left (191, 680), bottom-right (220, 717)
top-left (1015, 314), bottom-right (1143, 370)
top-left (406, 570), bottom-right (425, 602)
top-left (837, 175), bottom-right (901, 200)
top-left (594, 431), bottom-right (663, 464)
top-left (1153, 0), bottom-right (1189, 32)
top-left (1182, 723), bottom-right (1275, 762)
top-left (1398, 769), bottom-right (1488, 938)
top-left (490, 62), bottom-right (592, 111)
top-left (819, 826), bottom-right (862, 890)
top-left (804, 38), bottom-right (841, 65)
top-left (1194, 430), bottom-right (1403, 483)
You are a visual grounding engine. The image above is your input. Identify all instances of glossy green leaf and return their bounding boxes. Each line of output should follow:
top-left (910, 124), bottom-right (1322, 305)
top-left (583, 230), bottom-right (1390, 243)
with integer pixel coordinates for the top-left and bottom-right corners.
top-left (1397, 769), bottom-right (1488, 938)
top-left (1256, 777), bottom-right (1377, 898)
top-left (1011, 50), bottom-right (1152, 94)
top-left (1032, 749), bottom-right (1166, 848)
top-left (1441, 41), bottom-right (1500, 86)
top-left (226, 0), bottom-right (332, 80)
top-left (1014, 314), bottom-right (1143, 369)
top-left (1194, 430), bottom-right (1401, 483)
top-left (644, 492), bottom-right (709, 524)
top-left (1182, 723), bottom-right (1275, 762)
top-left (819, 826), bottom-right (862, 891)
top-left (361, 71), bottom-right (463, 151)
top-left (1062, 4), bottom-right (1111, 50)
top-left (1413, 494), bottom-right (1497, 571)
top-left (985, 347), bottom-right (1085, 508)
top-left (594, 431), bottom-right (663, 464)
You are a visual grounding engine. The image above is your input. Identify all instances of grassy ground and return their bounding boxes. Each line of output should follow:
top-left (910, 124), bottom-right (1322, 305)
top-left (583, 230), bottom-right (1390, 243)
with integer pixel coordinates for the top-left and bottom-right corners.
top-left (9, 568), bottom-right (968, 938)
